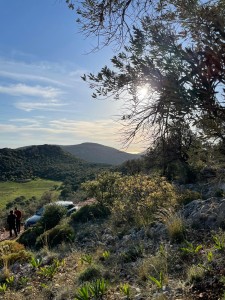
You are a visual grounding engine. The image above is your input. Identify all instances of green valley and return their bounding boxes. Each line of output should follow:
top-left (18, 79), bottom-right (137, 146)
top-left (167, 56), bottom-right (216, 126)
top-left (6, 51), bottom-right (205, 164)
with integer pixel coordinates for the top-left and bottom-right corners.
top-left (0, 179), bottom-right (61, 209)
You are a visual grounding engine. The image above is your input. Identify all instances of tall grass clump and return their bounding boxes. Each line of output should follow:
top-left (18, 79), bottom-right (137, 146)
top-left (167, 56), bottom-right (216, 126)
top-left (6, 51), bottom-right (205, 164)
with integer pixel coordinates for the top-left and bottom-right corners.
top-left (157, 207), bottom-right (185, 242)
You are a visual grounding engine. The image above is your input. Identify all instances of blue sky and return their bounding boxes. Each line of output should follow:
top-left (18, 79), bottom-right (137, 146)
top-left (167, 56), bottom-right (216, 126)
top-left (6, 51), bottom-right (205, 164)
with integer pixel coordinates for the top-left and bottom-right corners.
top-left (0, 0), bottom-right (145, 153)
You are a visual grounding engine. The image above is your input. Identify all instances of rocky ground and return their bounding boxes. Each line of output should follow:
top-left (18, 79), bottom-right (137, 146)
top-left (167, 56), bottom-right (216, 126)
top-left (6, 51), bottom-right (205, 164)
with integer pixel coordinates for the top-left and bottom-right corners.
top-left (1, 191), bottom-right (225, 299)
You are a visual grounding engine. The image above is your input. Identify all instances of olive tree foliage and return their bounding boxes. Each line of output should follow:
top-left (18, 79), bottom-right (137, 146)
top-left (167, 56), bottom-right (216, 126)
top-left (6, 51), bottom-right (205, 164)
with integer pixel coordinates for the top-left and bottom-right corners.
top-left (66, 0), bottom-right (158, 48)
top-left (79, 0), bottom-right (225, 147)
top-left (66, 0), bottom-right (220, 48)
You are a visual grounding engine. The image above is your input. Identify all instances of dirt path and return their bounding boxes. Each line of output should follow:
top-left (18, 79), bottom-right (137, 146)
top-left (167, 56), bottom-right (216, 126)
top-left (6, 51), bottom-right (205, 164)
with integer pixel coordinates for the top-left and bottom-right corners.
top-left (0, 228), bottom-right (24, 242)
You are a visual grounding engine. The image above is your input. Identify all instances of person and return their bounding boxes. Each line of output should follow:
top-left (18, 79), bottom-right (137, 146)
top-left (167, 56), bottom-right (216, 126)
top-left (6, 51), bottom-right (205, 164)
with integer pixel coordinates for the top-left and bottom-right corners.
top-left (14, 207), bottom-right (22, 234)
top-left (7, 210), bottom-right (17, 238)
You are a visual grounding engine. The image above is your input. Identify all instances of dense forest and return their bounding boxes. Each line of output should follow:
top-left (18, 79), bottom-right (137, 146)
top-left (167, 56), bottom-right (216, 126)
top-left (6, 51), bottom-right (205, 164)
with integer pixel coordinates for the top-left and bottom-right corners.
top-left (0, 144), bottom-right (110, 190)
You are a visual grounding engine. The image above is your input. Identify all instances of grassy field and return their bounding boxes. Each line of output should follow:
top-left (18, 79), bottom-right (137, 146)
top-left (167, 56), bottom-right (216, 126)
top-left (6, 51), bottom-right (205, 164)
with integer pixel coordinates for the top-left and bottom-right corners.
top-left (0, 179), bottom-right (62, 209)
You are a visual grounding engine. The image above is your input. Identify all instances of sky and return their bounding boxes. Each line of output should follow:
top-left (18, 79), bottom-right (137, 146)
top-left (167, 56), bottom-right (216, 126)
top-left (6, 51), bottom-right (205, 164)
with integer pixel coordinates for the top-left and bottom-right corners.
top-left (0, 0), bottom-right (146, 153)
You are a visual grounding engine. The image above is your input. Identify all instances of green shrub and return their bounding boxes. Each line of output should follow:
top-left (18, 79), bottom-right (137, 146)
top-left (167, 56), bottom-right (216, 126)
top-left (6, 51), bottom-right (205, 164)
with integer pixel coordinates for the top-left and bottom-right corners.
top-left (71, 204), bottom-right (110, 223)
top-left (38, 258), bottom-right (64, 279)
top-left (179, 189), bottom-right (201, 205)
top-left (121, 245), bottom-right (144, 263)
top-left (79, 266), bottom-right (102, 282)
top-left (215, 188), bottom-right (225, 198)
top-left (187, 265), bottom-right (205, 282)
top-left (18, 225), bottom-right (44, 248)
top-left (75, 278), bottom-right (109, 300)
top-left (36, 223), bottom-right (75, 248)
top-left (40, 204), bottom-right (67, 230)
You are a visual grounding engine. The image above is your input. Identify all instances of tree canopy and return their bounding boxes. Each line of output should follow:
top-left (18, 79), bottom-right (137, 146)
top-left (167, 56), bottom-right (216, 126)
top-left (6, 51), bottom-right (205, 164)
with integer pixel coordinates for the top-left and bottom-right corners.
top-left (78, 0), bottom-right (225, 147)
top-left (66, 0), bottom-right (224, 47)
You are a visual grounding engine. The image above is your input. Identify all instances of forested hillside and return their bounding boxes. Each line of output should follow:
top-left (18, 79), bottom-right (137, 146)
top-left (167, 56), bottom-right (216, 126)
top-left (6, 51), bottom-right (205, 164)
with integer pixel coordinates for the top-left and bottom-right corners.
top-left (0, 144), bottom-right (110, 185)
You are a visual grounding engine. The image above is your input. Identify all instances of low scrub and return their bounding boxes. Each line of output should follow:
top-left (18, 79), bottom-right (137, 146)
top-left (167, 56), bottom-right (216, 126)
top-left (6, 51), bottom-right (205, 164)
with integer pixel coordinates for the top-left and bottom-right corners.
top-left (36, 223), bottom-right (75, 248)
top-left (178, 189), bottom-right (201, 205)
top-left (0, 240), bottom-right (31, 278)
top-left (71, 203), bottom-right (110, 223)
top-left (79, 266), bottom-right (102, 282)
top-left (18, 225), bottom-right (44, 248)
top-left (0, 240), bottom-right (31, 266)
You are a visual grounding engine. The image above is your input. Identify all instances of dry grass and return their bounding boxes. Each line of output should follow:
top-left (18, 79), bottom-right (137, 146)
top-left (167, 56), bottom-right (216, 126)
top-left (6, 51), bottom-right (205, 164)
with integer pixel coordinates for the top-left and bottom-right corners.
top-left (157, 207), bottom-right (185, 241)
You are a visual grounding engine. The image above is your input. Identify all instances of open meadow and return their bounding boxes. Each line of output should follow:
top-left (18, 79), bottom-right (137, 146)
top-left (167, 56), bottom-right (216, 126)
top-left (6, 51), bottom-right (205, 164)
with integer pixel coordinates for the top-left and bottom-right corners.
top-left (0, 179), bottom-right (62, 209)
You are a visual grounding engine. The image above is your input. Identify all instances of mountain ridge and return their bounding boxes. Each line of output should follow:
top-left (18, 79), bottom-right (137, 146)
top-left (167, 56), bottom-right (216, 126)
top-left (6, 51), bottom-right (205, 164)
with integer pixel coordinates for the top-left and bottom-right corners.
top-left (60, 142), bottom-right (142, 165)
top-left (0, 144), bottom-right (108, 183)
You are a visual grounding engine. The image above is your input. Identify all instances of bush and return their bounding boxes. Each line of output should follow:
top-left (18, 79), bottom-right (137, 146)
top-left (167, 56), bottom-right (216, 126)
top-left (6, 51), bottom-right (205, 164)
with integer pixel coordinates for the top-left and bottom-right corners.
top-left (71, 204), bottom-right (110, 223)
top-left (40, 204), bottom-right (67, 230)
top-left (36, 223), bottom-right (75, 248)
top-left (121, 245), bottom-right (144, 263)
top-left (79, 266), bottom-right (102, 282)
top-left (18, 225), bottom-right (44, 248)
top-left (0, 240), bottom-right (31, 267)
top-left (111, 175), bottom-right (178, 227)
top-left (179, 189), bottom-right (201, 205)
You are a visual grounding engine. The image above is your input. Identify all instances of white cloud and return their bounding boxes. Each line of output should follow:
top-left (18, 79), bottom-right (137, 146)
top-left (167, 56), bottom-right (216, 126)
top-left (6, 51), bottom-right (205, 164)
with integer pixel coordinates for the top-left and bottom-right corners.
top-left (9, 118), bottom-right (42, 127)
top-left (0, 70), bottom-right (68, 87)
top-left (0, 83), bottom-right (62, 99)
top-left (0, 57), bottom-right (86, 86)
top-left (15, 100), bottom-right (67, 112)
top-left (0, 118), bottom-right (144, 153)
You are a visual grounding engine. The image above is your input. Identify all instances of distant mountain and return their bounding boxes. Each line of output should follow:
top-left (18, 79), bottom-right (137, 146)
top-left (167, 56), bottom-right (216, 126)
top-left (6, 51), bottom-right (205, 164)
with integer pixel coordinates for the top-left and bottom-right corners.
top-left (60, 143), bottom-right (142, 165)
top-left (0, 144), bottom-right (108, 184)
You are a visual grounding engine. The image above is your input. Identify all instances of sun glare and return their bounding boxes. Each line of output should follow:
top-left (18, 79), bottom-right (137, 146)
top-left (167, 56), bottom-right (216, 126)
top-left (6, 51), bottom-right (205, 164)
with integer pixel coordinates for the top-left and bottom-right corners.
top-left (138, 85), bottom-right (148, 98)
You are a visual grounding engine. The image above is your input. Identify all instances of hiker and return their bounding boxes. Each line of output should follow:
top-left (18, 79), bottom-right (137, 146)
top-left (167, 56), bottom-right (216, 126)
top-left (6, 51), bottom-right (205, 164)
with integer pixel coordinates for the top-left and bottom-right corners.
top-left (14, 207), bottom-right (22, 234)
top-left (7, 210), bottom-right (17, 238)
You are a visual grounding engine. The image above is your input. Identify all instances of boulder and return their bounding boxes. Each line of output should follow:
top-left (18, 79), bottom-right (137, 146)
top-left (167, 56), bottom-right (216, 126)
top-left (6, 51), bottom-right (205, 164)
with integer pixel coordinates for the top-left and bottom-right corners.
top-left (182, 197), bottom-right (225, 229)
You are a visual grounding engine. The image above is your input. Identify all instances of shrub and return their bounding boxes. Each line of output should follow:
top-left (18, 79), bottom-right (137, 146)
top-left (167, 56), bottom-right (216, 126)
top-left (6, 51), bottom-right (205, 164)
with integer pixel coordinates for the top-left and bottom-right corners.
top-left (18, 225), bottom-right (44, 248)
top-left (40, 204), bottom-right (67, 230)
top-left (111, 175), bottom-right (178, 227)
top-left (215, 188), bottom-right (225, 198)
top-left (187, 265), bottom-right (205, 282)
top-left (36, 223), bottom-right (75, 248)
top-left (0, 240), bottom-right (31, 266)
top-left (121, 245), bottom-right (144, 263)
top-left (137, 245), bottom-right (168, 281)
top-left (179, 189), bottom-right (201, 205)
top-left (79, 266), bottom-right (102, 282)
top-left (0, 240), bottom-right (31, 277)
top-left (81, 171), bottom-right (121, 206)
top-left (71, 203), bottom-right (110, 223)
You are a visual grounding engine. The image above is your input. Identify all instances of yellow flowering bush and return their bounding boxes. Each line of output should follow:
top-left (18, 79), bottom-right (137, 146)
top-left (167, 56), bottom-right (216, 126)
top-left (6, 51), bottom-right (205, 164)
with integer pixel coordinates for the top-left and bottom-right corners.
top-left (82, 172), bottom-right (178, 227)
top-left (112, 175), bottom-right (178, 226)
top-left (0, 240), bottom-right (31, 269)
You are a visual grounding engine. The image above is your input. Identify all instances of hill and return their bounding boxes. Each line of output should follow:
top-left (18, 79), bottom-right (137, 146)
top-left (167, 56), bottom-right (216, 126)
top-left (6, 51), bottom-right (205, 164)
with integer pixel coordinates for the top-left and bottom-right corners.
top-left (0, 144), bottom-right (109, 183)
top-left (60, 142), bottom-right (141, 165)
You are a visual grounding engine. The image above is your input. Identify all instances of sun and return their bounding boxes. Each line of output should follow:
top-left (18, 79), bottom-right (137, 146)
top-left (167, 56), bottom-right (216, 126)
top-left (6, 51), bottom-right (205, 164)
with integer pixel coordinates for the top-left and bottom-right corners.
top-left (138, 85), bottom-right (148, 98)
